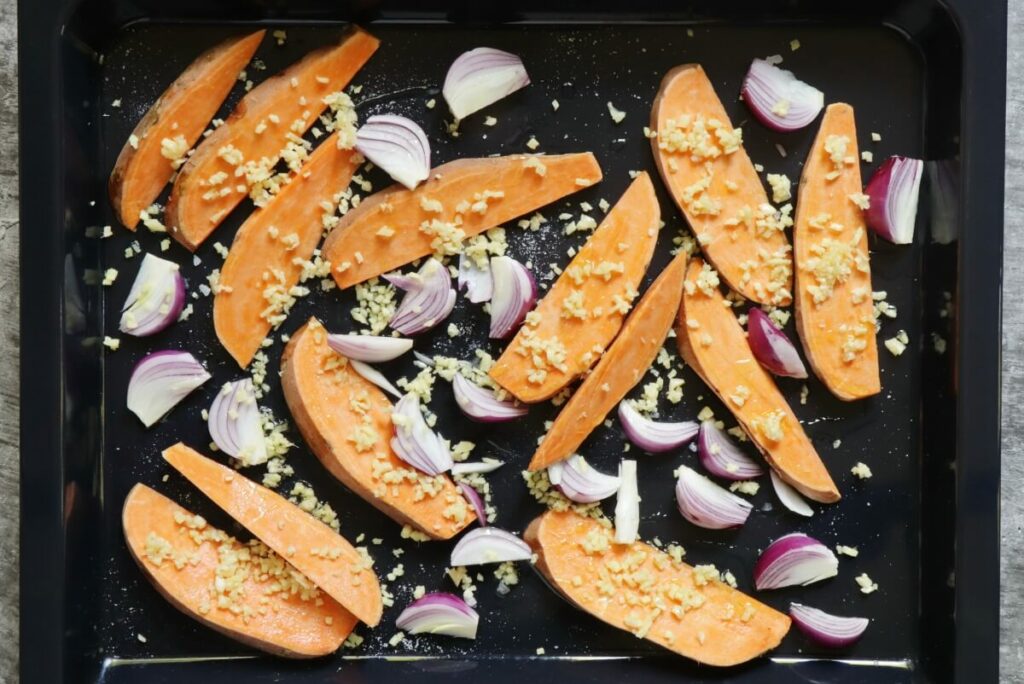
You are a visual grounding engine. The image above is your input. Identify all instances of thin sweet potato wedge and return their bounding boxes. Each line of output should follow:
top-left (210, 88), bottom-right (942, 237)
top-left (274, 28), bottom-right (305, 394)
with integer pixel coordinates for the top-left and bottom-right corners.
top-left (525, 510), bottom-right (791, 666)
top-left (162, 442), bottom-right (383, 626)
top-left (166, 28), bottom-right (379, 250)
top-left (123, 483), bottom-right (356, 657)
top-left (215, 132), bottom-right (360, 368)
top-left (280, 318), bottom-right (475, 540)
top-left (528, 252), bottom-right (688, 470)
top-left (677, 259), bottom-right (839, 503)
top-left (109, 30), bottom-right (265, 230)
top-left (322, 153), bottom-right (603, 288)
top-left (793, 103), bottom-right (881, 400)
top-left (489, 173), bottom-right (660, 404)
top-left (651, 64), bottom-right (793, 306)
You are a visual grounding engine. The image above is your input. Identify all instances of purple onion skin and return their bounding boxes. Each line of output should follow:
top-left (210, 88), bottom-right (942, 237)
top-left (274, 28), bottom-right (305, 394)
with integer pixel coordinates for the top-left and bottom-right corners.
top-left (747, 308), bottom-right (808, 379)
top-left (865, 156), bottom-right (922, 244)
top-left (458, 482), bottom-right (487, 526)
top-left (753, 533), bottom-right (822, 585)
top-left (790, 603), bottom-right (869, 648)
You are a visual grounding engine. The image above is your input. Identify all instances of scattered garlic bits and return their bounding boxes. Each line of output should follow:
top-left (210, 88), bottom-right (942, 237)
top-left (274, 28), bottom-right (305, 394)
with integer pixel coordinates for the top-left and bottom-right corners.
top-left (160, 135), bottom-right (189, 170)
top-left (751, 410), bottom-right (785, 442)
top-left (607, 101), bottom-right (627, 124)
top-left (766, 173), bottom-right (791, 203)
top-left (522, 469), bottom-right (610, 525)
top-left (836, 545), bottom-right (859, 557)
top-left (657, 114), bottom-right (742, 162)
top-left (350, 278), bottom-right (397, 335)
top-left (855, 573), bottom-right (879, 594)
top-left (851, 462), bottom-right (873, 479)
top-left (884, 329), bottom-right (909, 356)
top-left (803, 230), bottom-right (869, 305)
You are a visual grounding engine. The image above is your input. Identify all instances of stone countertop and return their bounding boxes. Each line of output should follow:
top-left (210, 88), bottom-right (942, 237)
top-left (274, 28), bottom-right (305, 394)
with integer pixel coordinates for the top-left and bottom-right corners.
top-left (0, 1), bottom-right (1018, 682)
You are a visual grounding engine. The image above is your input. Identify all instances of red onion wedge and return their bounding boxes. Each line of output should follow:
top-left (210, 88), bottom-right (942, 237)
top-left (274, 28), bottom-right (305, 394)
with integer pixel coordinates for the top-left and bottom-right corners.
top-left (747, 308), bottom-right (808, 379)
top-left (457, 482), bottom-right (488, 526)
top-left (126, 350), bottom-right (210, 427)
top-left (741, 58), bottom-right (824, 132)
top-left (452, 374), bottom-right (527, 422)
top-left (458, 253), bottom-right (493, 303)
top-left (865, 155), bottom-right (924, 245)
top-left (547, 454), bottom-right (620, 503)
top-left (354, 114), bottom-right (431, 190)
top-left (770, 471), bottom-right (814, 517)
top-left (451, 458), bottom-right (504, 475)
top-left (119, 253), bottom-right (185, 337)
top-left (698, 421), bottom-right (766, 481)
top-left (489, 256), bottom-right (536, 339)
top-left (391, 393), bottom-right (453, 475)
top-left (675, 465), bottom-right (753, 530)
top-left (327, 333), bottom-right (413, 363)
top-left (351, 359), bottom-right (402, 399)
top-left (386, 258), bottom-right (456, 335)
top-left (617, 401), bottom-right (698, 453)
top-left (613, 460), bottom-right (640, 544)
top-left (450, 527), bottom-right (532, 566)
top-left (790, 603), bottom-right (869, 648)
top-left (396, 592), bottom-right (479, 639)
top-left (443, 47), bottom-right (530, 121)
top-left (754, 533), bottom-right (839, 590)
top-left (208, 379), bottom-right (266, 466)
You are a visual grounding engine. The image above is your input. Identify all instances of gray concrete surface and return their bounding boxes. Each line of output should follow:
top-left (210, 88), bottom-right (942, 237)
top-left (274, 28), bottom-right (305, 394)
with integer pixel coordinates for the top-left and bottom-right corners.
top-left (0, 1), bottom-right (1019, 682)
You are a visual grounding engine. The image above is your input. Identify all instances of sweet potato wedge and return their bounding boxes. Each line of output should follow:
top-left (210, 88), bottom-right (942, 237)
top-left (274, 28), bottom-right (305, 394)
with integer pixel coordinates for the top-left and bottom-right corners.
top-left (123, 483), bottom-right (356, 657)
top-left (651, 64), bottom-right (793, 306)
top-left (162, 442), bottom-right (383, 626)
top-left (165, 28), bottom-right (379, 250)
top-left (215, 132), bottom-right (360, 367)
top-left (525, 510), bottom-right (790, 666)
top-left (528, 252), bottom-right (688, 470)
top-left (109, 30), bottom-right (265, 230)
top-left (322, 153), bottom-right (603, 288)
top-left (676, 259), bottom-right (839, 503)
top-left (280, 318), bottom-right (475, 540)
top-left (793, 103), bottom-right (881, 400)
top-left (489, 173), bottom-right (660, 404)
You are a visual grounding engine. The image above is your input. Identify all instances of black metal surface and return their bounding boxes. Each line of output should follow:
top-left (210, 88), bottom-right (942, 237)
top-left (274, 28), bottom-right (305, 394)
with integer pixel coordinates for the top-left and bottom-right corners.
top-left (18, 1), bottom-right (1003, 683)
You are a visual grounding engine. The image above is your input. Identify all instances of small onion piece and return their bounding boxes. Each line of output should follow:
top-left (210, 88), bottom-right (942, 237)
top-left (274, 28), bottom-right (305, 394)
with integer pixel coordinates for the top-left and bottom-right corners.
top-left (790, 603), bottom-right (869, 648)
top-left (208, 379), bottom-right (266, 466)
top-left (127, 350), bottom-right (210, 427)
top-left (675, 465), bottom-right (753, 530)
top-left (613, 460), bottom-right (640, 544)
top-left (617, 401), bottom-right (698, 453)
top-left (698, 421), bottom-right (766, 481)
top-left (770, 471), bottom-right (814, 517)
top-left (390, 393), bottom-right (453, 476)
top-left (354, 114), bottom-right (430, 190)
top-left (119, 253), bottom-right (186, 337)
top-left (351, 359), bottom-right (402, 399)
top-left (451, 459), bottom-right (504, 475)
top-left (452, 374), bottom-right (527, 422)
top-left (457, 482), bottom-right (487, 526)
top-left (395, 592), bottom-right (479, 639)
top-left (327, 333), bottom-right (413, 363)
top-left (865, 155), bottom-right (924, 245)
top-left (754, 533), bottom-right (839, 590)
top-left (458, 253), bottom-right (493, 303)
top-left (489, 256), bottom-right (536, 339)
top-left (746, 308), bottom-right (808, 379)
top-left (741, 58), bottom-right (825, 132)
top-left (443, 47), bottom-right (530, 120)
top-left (450, 527), bottom-right (532, 566)
top-left (386, 258), bottom-right (456, 335)
top-left (547, 454), bottom-right (620, 503)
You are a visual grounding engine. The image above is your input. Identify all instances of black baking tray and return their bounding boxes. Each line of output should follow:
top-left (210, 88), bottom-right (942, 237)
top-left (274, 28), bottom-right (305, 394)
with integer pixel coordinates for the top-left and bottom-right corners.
top-left (18, 0), bottom-right (1005, 682)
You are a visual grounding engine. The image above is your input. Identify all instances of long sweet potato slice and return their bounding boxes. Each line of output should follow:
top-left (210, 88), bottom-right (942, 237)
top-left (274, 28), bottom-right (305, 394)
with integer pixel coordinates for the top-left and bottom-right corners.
top-left (166, 28), bottom-right (379, 250)
top-left (109, 30), bottom-right (265, 230)
top-left (215, 132), bottom-right (360, 367)
top-left (677, 259), bottom-right (839, 503)
top-left (793, 104), bottom-right (881, 400)
top-left (162, 442), bottom-right (383, 626)
top-left (322, 153), bottom-right (603, 288)
top-left (528, 252), bottom-right (688, 470)
top-left (651, 64), bottom-right (793, 306)
top-left (525, 510), bottom-right (790, 666)
top-left (123, 483), bottom-right (356, 657)
top-left (489, 173), bottom-right (660, 404)
top-left (280, 318), bottom-right (475, 540)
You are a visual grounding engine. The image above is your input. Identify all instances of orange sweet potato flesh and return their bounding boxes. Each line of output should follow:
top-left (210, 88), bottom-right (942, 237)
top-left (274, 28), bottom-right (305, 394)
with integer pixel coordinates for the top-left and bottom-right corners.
top-left (162, 442), bottom-right (383, 626)
top-left (490, 173), bottom-right (660, 404)
top-left (165, 28), bottom-right (379, 250)
top-left (122, 483), bottom-right (356, 657)
top-left (322, 153), bottom-right (603, 288)
top-left (528, 252), bottom-right (688, 470)
top-left (793, 104), bottom-right (881, 400)
top-left (215, 132), bottom-right (360, 368)
top-left (109, 30), bottom-right (265, 230)
top-left (677, 259), bottom-right (839, 503)
top-left (281, 318), bottom-right (475, 540)
top-left (525, 510), bottom-right (790, 666)
top-left (651, 64), bottom-right (793, 306)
